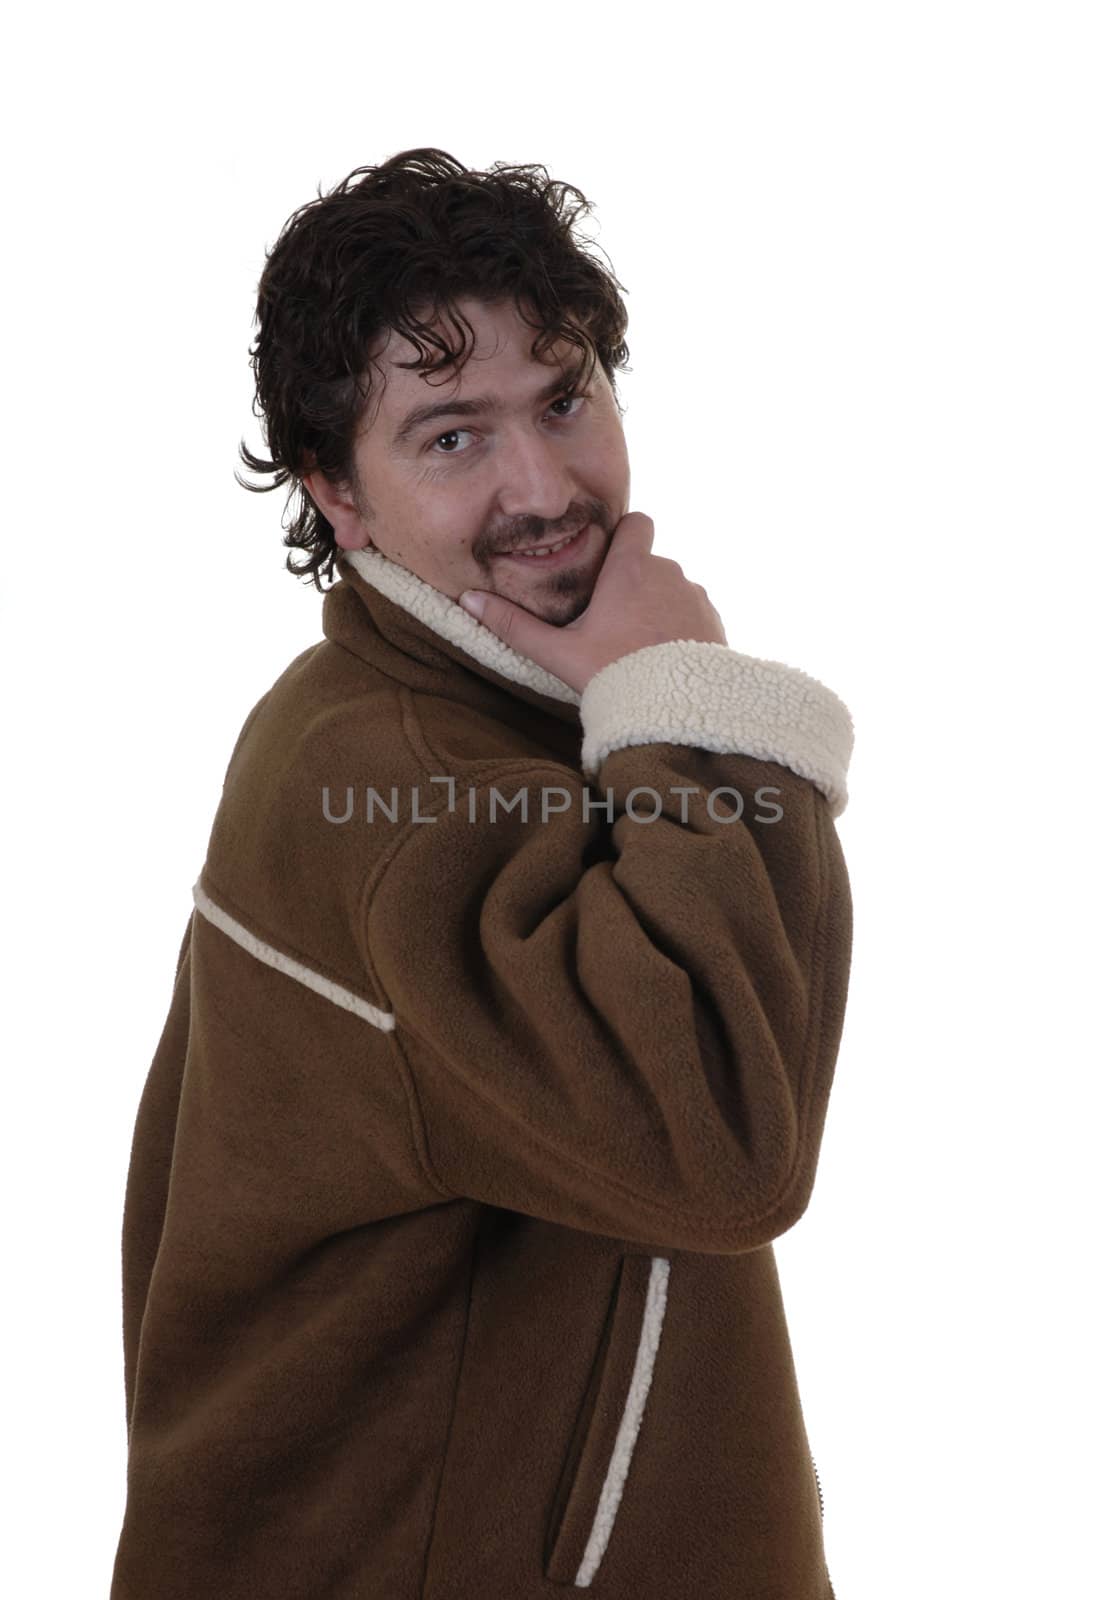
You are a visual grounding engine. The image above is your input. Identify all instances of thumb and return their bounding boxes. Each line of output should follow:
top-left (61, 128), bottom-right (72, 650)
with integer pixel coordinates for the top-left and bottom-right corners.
top-left (458, 587), bottom-right (571, 681)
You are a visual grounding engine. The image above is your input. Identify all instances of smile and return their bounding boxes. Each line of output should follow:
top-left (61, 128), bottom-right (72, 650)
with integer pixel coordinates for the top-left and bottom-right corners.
top-left (501, 525), bottom-right (590, 565)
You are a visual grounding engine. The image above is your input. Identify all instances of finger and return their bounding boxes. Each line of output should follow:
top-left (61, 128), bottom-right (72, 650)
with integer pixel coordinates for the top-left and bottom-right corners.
top-left (458, 588), bottom-right (570, 680)
top-left (604, 511), bottom-right (655, 561)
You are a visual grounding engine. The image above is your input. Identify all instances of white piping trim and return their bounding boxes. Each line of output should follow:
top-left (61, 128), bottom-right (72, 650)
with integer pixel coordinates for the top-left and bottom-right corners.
top-left (191, 880), bottom-right (395, 1033)
top-left (344, 545), bottom-right (580, 705)
top-left (579, 639), bottom-right (854, 817)
top-left (573, 1256), bottom-right (671, 1587)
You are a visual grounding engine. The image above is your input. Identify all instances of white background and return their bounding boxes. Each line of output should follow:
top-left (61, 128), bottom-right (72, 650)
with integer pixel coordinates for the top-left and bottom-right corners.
top-left (3, 2), bottom-right (1095, 1595)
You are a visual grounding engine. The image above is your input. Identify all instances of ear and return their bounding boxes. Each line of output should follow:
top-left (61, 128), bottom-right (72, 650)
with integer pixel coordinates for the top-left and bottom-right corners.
top-left (302, 469), bottom-right (372, 551)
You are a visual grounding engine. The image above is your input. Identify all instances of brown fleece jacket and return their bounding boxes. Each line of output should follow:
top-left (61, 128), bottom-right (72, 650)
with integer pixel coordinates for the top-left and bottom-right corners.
top-left (109, 544), bottom-right (854, 1599)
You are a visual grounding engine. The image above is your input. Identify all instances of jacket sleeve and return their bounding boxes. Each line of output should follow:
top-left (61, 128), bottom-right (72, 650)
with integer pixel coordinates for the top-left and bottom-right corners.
top-left (364, 638), bottom-right (855, 1255)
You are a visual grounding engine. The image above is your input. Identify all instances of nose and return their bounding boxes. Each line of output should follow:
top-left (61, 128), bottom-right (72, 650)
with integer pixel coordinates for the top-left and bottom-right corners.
top-left (493, 429), bottom-right (580, 529)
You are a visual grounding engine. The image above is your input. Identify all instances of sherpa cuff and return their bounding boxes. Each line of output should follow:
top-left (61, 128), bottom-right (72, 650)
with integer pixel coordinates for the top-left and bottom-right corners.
top-left (578, 639), bottom-right (854, 817)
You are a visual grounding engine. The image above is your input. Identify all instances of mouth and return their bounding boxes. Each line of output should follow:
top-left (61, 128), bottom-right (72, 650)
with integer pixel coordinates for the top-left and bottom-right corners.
top-left (497, 523), bottom-right (592, 568)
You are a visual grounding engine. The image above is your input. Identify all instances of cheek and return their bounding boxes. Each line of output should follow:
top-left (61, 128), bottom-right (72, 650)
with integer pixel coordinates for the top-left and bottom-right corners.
top-left (588, 417), bottom-right (627, 466)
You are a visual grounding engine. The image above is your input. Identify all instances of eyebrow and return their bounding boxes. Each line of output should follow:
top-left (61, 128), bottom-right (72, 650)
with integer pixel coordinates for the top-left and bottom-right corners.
top-left (391, 360), bottom-right (588, 451)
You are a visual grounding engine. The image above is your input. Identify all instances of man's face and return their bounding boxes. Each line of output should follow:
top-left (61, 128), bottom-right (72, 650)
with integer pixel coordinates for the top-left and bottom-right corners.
top-left (304, 296), bottom-right (631, 627)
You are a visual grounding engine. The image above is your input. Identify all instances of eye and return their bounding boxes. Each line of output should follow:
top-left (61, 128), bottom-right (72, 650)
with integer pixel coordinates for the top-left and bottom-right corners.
top-left (428, 391), bottom-right (588, 456)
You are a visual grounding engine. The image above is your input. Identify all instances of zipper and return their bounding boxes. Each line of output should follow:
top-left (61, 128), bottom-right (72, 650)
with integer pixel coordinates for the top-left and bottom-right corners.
top-left (810, 1449), bottom-right (824, 1520)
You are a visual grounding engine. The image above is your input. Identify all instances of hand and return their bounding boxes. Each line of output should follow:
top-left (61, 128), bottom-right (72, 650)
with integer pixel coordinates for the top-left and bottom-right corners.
top-left (458, 513), bottom-right (728, 695)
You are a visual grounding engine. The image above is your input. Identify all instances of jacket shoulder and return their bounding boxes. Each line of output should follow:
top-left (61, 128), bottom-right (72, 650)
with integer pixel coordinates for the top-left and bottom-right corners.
top-left (198, 640), bottom-right (425, 992)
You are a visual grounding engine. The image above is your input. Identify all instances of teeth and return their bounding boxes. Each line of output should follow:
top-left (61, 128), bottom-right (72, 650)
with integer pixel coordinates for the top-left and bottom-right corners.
top-left (513, 529), bottom-right (581, 558)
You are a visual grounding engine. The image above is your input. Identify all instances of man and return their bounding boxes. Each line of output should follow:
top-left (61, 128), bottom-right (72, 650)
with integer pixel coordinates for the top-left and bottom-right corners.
top-left (110, 149), bottom-right (854, 1599)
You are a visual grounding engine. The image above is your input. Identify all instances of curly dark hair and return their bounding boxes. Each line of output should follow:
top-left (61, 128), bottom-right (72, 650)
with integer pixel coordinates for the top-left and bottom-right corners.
top-left (236, 147), bottom-right (633, 590)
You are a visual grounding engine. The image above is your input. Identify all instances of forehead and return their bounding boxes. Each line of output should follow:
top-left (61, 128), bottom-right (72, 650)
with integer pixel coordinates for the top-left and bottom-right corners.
top-left (366, 298), bottom-right (594, 445)
top-left (373, 299), bottom-right (581, 391)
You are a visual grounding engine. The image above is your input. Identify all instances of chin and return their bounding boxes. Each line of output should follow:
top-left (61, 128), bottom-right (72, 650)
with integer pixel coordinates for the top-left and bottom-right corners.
top-left (533, 592), bottom-right (591, 628)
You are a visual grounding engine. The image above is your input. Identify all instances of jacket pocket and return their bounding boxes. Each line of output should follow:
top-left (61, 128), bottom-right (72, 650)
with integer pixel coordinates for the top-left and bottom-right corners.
top-left (544, 1253), bottom-right (671, 1587)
